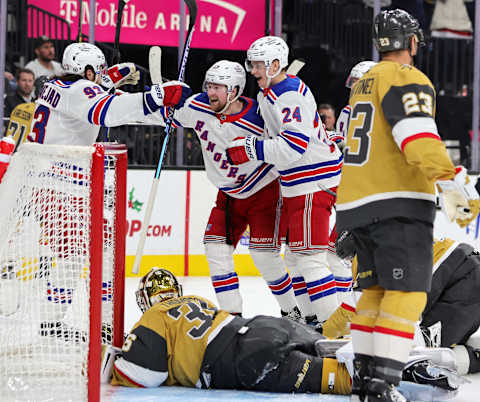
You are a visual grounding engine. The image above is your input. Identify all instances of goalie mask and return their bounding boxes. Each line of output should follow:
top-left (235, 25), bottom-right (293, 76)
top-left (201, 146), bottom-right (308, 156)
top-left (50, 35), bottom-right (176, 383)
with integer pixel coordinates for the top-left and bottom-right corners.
top-left (62, 43), bottom-right (107, 78)
top-left (373, 9), bottom-right (425, 54)
top-left (345, 61), bottom-right (377, 89)
top-left (136, 267), bottom-right (183, 313)
top-left (245, 36), bottom-right (289, 87)
top-left (203, 60), bottom-right (246, 114)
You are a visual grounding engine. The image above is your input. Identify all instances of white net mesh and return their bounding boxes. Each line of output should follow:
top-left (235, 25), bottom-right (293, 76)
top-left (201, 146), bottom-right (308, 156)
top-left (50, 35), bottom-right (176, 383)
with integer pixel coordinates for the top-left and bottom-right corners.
top-left (0, 143), bottom-right (124, 402)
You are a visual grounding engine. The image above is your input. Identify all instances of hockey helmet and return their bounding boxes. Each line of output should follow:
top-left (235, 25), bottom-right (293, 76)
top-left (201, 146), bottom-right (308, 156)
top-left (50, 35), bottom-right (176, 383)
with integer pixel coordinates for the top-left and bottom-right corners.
top-left (62, 42), bottom-right (107, 77)
top-left (372, 9), bottom-right (425, 53)
top-left (203, 60), bottom-right (246, 112)
top-left (135, 267), bottom-right (183, 313)
top-left (245, 36), bottom-right (289, 75)
top-left (345, 61), bottom-right (377, 88)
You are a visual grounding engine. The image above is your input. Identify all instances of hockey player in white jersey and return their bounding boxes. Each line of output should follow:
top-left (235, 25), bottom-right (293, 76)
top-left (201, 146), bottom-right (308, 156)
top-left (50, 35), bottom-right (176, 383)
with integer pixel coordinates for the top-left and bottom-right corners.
top-left (329, 60), bottom-right (377, 151)
top-left (147, 60), bottom-right (299, 318)
top-left (28, 42), bottom-right (191, 145)
top-left (226, 36), bottom-right (349, 325)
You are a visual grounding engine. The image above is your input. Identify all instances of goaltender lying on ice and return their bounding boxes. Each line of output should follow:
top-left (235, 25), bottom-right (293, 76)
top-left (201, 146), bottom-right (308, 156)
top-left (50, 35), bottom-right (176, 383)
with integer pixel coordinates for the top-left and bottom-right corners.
top-left (100, 267), bottom-right (464, 399)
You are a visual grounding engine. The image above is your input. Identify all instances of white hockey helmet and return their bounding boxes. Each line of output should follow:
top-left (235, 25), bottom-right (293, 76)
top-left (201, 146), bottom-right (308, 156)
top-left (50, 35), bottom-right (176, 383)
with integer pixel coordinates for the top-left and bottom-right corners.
top-left (62, 42), bottom-right (107, 77)
top-left (203, 60), bottom-right (246, 113)
top-left (135, 267), bottom-right (183, 313)
top-left (345, 60), bottom-right (377, 88)
top-left (245, 36), bottom-right (289, 76)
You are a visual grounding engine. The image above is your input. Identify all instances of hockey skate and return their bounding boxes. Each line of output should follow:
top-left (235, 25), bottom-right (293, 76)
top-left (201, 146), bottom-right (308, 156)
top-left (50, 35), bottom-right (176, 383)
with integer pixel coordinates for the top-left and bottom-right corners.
top-left (402, 357), bottom-right (465, 391)
top-left (366, 378), bottom-right (407, 402)
top-left (281, 306), bottom-right (305, 324)
top-left (305, 314), bottom-right (324, 334)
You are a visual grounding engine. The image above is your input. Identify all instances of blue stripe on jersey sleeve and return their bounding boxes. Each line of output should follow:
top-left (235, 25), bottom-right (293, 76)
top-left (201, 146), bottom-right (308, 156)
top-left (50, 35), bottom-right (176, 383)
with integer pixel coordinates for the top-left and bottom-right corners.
top-left (99, 96), bottom-right (116, 126)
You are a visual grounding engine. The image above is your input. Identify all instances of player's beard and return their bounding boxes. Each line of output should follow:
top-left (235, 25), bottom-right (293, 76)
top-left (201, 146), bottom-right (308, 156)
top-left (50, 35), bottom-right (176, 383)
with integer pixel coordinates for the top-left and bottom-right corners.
top-left (209, 98), bottom-right (227, 113)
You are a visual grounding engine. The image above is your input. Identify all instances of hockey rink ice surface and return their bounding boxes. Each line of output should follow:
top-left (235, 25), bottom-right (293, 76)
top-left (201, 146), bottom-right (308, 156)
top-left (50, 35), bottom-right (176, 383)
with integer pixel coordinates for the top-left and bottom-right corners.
top-left (101, 276), bottom-right (480, 402)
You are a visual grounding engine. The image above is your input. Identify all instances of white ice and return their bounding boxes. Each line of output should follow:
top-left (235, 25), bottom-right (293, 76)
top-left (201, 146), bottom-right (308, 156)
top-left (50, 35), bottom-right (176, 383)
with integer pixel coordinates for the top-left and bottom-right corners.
top-left (101, 276), bottom-right (480, 401)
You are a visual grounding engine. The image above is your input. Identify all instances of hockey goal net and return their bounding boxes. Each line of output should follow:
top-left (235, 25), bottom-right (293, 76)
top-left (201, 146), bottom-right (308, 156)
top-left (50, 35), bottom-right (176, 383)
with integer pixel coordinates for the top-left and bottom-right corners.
top-left (0, 143), bottom-right (127, 402)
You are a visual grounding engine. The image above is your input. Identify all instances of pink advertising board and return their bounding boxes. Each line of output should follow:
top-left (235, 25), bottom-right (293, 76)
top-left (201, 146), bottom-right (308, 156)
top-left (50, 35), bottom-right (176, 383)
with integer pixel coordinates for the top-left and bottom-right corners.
top-left (27, 0), bottom-right (269, 50)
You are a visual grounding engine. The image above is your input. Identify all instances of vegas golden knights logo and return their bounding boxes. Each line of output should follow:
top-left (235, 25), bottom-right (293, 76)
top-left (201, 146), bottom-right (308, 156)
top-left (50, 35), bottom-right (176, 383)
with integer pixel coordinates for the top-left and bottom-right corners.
top-left (6, 102), bottom-right (35, 152)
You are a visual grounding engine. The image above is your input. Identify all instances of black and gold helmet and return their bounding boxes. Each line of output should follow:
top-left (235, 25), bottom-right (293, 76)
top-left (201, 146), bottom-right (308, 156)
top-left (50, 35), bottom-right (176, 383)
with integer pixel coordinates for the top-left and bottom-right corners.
top-left (373, 9), bottom-right (425, 53)
top-left (135, 267), bottom-right (183, 313)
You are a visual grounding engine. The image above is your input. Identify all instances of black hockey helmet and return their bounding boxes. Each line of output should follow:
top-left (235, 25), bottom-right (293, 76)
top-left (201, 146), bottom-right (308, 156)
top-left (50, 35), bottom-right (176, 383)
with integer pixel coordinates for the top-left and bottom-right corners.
top-left (373, 9), bottom-right (425, 53)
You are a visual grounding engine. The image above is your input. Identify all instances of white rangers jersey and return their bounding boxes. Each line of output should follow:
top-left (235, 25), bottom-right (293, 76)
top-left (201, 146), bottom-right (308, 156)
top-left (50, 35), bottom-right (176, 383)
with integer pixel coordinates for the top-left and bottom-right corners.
top-left (29, 78), bottom-right (150, 145)
top-left (328, 105), bottom-right (351, 145)
top-left (151, 93), bottom-right (278, 199)
top-left (256, 76), bottom-right (343, 197)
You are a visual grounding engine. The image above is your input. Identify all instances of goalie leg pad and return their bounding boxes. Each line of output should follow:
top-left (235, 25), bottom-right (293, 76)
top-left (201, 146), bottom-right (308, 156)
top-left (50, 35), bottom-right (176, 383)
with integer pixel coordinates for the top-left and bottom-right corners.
top-left (205, 243), bottom-right (242, 313)
top-left (250, 249), bottom-right (297, 312)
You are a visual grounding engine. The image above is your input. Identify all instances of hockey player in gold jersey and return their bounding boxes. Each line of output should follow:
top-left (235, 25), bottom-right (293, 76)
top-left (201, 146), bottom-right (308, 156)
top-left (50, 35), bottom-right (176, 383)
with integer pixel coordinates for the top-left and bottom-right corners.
top-left (331, 233), bottom-right (480, 376)
top-left (336, 8), bottom-right (480, 402)
top-left (109, 267), bottom-right (351, 394)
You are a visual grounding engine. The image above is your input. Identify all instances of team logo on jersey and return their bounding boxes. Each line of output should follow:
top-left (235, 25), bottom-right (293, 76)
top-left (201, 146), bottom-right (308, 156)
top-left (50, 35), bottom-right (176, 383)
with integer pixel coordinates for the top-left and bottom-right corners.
top-left (392, 268), bottom-right (404, 280)
top-left (128, 187), bottom-right (144, 212)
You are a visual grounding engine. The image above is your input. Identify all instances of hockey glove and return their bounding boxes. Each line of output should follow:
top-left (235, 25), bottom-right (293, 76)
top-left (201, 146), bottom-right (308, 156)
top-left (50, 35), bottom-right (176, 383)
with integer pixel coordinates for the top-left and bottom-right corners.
top-left (0, 136), bottom-right (15, 183)
top-left (437, 166), bottom-right (480, 228)
top-left (100, 63), bottom-right (140, 90)
top-left (226, 136), bottom-right (262, 165)
top-left (162, 81), bottom-right (192, 109)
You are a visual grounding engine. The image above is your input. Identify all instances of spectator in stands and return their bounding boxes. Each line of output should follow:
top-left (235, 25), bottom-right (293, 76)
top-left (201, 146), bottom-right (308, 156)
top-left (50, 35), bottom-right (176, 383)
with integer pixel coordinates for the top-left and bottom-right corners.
top-left (25, 36), bottom-right (64, 79)
top-left (4, 68), bottom-right (35, 118)
top-left (3, 71), bottom-right (16, 95)
top-left (318, 103), bottom-right (336, 131)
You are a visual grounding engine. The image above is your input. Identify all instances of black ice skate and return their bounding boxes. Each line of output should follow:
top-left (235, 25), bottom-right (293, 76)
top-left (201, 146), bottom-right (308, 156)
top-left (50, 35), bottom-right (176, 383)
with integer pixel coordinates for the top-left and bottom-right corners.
top-left (366, 378), bottom-right (407, 402)
top-left (402, 357), bottom-right (461, 391)
top-left (281, 306), bottom-right (305, 324)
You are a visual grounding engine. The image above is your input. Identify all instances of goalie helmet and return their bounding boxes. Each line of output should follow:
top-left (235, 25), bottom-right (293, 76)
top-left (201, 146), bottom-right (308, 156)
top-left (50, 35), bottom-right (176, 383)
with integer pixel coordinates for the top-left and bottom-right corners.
top-left (345, 60), bottom-right (377, 89)
top-left (372, 9), bottom-right (425, 53)
top-left (62, 42), bottom-right (107, 77)
top-left (245, 36), bottom-right (289, 74)
top-left (203, 60), bottom-right (246, 113)
top-left (135, 267), bottom-right (183, 313)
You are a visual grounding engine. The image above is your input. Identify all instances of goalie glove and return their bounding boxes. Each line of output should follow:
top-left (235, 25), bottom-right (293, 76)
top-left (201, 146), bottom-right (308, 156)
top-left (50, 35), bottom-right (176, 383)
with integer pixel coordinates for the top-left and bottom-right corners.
top-left (226, 136), bottom-right (263, 165)
top-left (100, 63), bottom-right (140, 90)
top-left (101, 344), bottom-right (122, 384)
top-left (436, 166), bottom-right (480, 228)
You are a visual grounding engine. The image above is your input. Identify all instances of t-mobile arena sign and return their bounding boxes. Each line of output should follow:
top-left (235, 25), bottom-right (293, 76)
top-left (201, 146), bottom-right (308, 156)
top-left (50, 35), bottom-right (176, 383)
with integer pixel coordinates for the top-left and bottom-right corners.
top-left (27, 0), bottom-right (269, 50)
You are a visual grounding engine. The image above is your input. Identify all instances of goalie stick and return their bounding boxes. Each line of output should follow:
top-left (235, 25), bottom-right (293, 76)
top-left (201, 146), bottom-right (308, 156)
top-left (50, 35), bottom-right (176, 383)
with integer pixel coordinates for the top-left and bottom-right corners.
top-left (113, 0), bottom-right (129, 65)
top-left (286, 59), bottom-right (306, 75)
top-left (132, 0), bottom-right (198, 274)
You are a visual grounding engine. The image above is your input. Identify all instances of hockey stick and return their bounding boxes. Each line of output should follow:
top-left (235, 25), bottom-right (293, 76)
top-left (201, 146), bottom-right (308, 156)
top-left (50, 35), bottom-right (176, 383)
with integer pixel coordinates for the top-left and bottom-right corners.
top-left (113, 0), bottom-right (129, 65)
top-left (132, 0), bottom-right (198, 275)
top-left (286, 59), bottom-right (306, 75)
top-left (104, 0), bottom-right (129, 142)
top-left (76, 0), bottom-right (83, 42)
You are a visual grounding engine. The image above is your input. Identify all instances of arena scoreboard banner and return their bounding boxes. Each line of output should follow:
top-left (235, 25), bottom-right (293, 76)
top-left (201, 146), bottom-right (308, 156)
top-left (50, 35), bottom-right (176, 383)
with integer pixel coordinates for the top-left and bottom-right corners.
top-left (27, 0), bottom-right (269, 50)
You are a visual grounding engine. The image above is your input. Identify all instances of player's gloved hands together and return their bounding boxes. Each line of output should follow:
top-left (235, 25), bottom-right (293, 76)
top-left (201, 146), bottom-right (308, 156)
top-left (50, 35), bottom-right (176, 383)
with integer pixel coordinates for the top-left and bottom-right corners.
top-left (143, 81), bottom-right (192, 114)
top-left (162, 81), bottom-right (192, 109)
top-left (226, 136), bottom-right (263, 165)
top-left (100, 62), bottom-right (140, 90)
top-left (436, 166), bottom-right (480, 227)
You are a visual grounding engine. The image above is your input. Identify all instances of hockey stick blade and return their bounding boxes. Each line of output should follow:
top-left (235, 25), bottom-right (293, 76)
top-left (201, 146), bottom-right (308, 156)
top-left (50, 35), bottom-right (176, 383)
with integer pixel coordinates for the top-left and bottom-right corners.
top-left (286, 59), bottom-right (306, 75)
top-left (132, 0), bottom-right (198, 275)
top-left (149, 46), bottom-right (162, 84)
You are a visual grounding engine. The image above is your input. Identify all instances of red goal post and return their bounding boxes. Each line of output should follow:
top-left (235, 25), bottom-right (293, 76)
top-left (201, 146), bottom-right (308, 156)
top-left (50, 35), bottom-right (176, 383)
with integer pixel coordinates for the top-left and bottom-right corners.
top-left (0, 142), bottom-right (127, 402)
